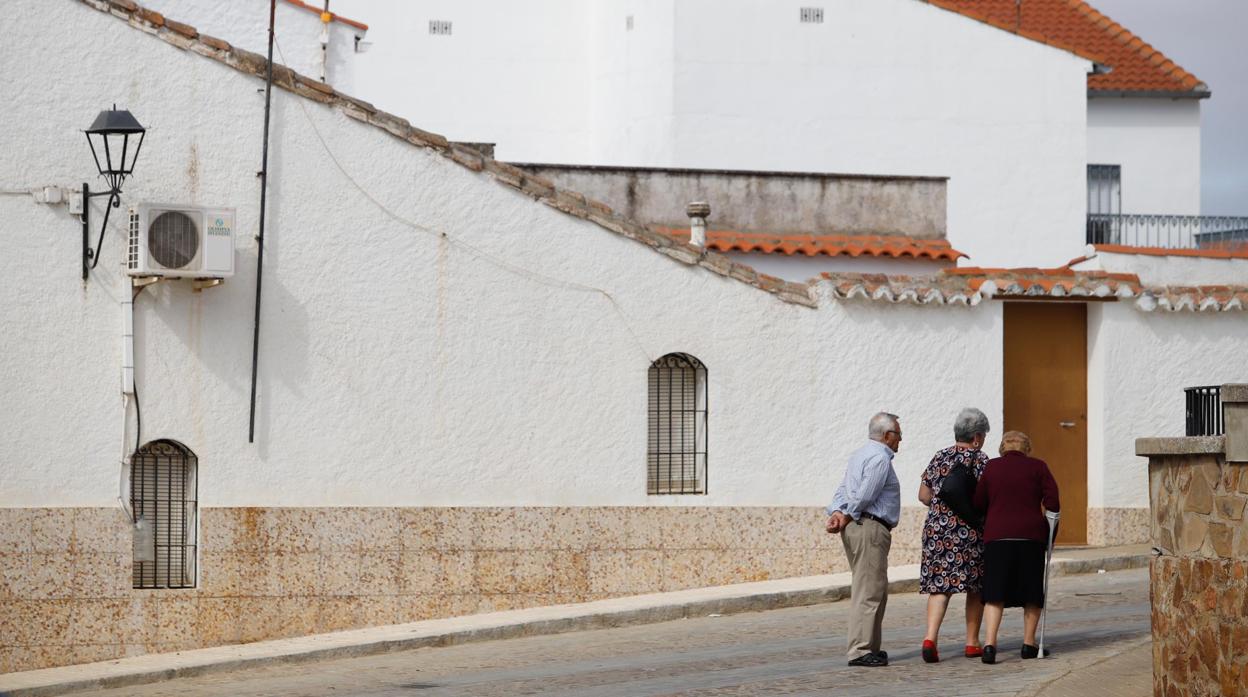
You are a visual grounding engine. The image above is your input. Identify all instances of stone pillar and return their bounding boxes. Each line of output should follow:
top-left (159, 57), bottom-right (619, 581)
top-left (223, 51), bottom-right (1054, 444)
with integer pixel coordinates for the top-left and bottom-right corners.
top-left (1137, 435), bottom-right (1248, 696)
top-left (1222, 383), bottom-right (1248, 463)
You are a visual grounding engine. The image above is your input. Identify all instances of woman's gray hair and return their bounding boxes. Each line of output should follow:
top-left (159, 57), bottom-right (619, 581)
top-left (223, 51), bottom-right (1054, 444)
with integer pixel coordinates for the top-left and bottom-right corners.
top-left (868, 412), bottom-right (900, 440)
top-left (953, 407), bottom-right (990, 443)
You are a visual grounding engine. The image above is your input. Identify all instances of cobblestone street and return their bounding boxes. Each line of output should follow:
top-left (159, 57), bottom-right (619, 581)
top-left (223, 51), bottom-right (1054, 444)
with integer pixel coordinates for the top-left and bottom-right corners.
top-left (72, 566), bottom-right (1150, 697)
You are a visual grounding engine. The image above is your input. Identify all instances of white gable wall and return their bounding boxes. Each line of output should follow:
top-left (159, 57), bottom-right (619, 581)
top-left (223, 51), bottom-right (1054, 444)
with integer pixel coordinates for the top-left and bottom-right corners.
top-left (1087, 97), bottom-right (1202, 216)
top-left (337, 0), bottom-right (596, 163)
top-left (0, 0), bottom-right (1004, 509)
top-left (664, 0), bottom-right (1092, 269)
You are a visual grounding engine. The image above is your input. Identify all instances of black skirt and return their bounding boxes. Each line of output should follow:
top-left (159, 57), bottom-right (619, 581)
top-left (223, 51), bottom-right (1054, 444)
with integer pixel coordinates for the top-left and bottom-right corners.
top-left (981, 540), bottom-right (1046, 608)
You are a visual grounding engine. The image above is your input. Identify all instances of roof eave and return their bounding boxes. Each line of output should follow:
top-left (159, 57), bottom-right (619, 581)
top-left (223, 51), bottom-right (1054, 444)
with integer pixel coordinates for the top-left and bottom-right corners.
top-left (1088, 86), bottom-right (1211, 100)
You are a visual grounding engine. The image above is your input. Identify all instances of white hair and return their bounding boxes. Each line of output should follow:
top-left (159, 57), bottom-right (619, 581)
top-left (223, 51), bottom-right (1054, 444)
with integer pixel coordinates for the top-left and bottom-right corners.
top-left (868, 412), bottom-right (900, 440)
top-left (954, 407), bottom-right (991, 443)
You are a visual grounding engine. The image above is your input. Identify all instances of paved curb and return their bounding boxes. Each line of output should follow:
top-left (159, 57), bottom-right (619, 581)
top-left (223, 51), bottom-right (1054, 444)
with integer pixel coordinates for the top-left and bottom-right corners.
top-left (1018, 636), bottom-right (1152, 697)
top-left (0, 551), bottom-right (1149, 697)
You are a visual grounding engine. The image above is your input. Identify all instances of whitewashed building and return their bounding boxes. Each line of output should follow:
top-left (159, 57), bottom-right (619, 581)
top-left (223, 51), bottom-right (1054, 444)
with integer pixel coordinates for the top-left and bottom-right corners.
top-left (306, 0), bottom-right (1212, 270)
top-left (0, 0), bottom-right (1245, 675)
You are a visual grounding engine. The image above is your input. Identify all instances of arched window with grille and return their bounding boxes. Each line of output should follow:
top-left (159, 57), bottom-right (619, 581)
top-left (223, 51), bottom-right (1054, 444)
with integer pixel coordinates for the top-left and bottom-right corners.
top-left (131, 439), bottom-right (199, 589)
top-left (647, 353), bottom-right (708, 494)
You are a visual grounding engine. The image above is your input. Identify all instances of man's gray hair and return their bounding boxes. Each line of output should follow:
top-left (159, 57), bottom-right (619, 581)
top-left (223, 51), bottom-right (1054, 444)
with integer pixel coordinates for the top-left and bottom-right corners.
top-left (868, 412), bottom-right (900, 440)
top-left (954, 407), bottom-right (991, 443)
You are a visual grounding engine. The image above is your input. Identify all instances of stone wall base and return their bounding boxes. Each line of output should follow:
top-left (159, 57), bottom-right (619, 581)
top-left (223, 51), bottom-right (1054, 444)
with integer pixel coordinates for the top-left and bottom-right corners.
top-left (1145, 451), bottom-right (1248, 696)
top-left (1086, 507), bottom-right (1149, 547)
top-left (1150, 555), bottom-right (1248, 696)
top-left (0, 506), bottom-right (930, 673)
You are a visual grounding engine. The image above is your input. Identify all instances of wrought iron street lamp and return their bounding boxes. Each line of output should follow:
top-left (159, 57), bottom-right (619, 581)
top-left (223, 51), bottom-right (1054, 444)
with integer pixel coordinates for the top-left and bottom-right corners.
top-left (82, 106), bottom-right (145, 280)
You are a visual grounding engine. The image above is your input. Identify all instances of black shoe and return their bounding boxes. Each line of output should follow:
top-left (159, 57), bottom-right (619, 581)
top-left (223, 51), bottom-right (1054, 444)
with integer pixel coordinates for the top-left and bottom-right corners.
top-left (1021, 644), bottom-right (1050, 659)
top-left (981, 645), bottom-right (997, 665)
top-left (848, 651), bottom-right (888, 667)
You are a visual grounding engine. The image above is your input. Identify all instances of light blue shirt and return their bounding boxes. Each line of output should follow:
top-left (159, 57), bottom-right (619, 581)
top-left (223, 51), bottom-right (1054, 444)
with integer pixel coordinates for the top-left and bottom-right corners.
top-left (826, 439), bottom-right (902, 527)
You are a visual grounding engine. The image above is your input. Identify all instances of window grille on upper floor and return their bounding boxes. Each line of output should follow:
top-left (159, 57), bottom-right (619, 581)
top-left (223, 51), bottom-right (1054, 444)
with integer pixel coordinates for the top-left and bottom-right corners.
top-left (1087, 164), bottom-right (1122, 244)
top-left (648, 353), bottom-right (708, 495)
top-left (131, 439), bottom-right (198, 589)
top-left (1087, 164), bottom-right (1121, 215)
top-left (800, 7), bottom-right (824, 23)
top-left (429, 20), bottom-right (452, 36)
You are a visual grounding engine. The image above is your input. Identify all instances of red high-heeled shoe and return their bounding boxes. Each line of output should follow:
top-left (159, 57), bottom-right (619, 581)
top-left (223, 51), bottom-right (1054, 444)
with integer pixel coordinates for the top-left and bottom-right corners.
top-left (922, 639), bottom-right (939, 663)
top-left (964, 645), bottom-right (984, 658)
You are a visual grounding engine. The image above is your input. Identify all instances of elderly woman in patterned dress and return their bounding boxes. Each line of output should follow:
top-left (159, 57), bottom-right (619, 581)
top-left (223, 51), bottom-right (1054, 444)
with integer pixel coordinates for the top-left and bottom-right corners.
top-left (916, 407), bottom-right (991, 663)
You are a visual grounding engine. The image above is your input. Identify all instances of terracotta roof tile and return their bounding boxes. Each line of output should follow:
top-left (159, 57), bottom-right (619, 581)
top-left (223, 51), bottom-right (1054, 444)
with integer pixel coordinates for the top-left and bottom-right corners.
top-left (1136, 286), bottom-right (1248, 312)
top-left (654, 229), bottom-right (968, 261)
top-left (818, 272), bottom-right (984, 306)
top-left (947, 266), bottom-right (1141, 297)
top-left (819, 268), bottom-right (1248, 312)
top-left (930, 0), bottom-right (1206, 95)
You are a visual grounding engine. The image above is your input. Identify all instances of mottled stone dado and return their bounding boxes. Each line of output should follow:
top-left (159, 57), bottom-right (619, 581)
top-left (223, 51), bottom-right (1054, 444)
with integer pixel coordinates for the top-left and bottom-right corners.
top-left (1086, 507), bottom-right (1149, 547)
top-left (1140, 432), bottom-right (1248, 696)
top-left (0, 506), bottom-right (927, 673)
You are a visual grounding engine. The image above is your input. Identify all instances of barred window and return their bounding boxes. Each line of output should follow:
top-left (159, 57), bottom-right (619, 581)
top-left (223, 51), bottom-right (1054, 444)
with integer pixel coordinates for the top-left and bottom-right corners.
top-left (647, 353), bottom-right (708, 494)
top-left (131, 439), bottom-right (198, 589)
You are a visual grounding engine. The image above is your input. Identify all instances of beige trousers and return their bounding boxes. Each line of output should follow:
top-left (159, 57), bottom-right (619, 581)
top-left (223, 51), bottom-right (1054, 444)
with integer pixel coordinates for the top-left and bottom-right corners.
top-left (840, 517), bottom-right (892, 658)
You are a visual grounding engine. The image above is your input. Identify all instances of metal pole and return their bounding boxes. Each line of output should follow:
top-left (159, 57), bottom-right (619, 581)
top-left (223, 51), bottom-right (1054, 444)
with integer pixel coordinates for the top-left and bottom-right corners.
top-left (248, 0), bottom-right (277, 443)
top-left (82, 183), bottom-right (90, 280)
top-left (1039, 509), bottom-right (1061, 658)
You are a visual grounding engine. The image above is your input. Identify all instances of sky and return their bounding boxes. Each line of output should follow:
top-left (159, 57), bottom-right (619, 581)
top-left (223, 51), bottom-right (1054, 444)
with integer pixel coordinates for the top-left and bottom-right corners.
top-left (1090, 0), bottom-right (1248, 215)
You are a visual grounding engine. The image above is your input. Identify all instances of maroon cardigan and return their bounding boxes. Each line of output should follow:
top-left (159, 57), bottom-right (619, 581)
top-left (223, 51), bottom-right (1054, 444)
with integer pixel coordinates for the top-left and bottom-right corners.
top-left (973, 451), bottom-right (1061, 543)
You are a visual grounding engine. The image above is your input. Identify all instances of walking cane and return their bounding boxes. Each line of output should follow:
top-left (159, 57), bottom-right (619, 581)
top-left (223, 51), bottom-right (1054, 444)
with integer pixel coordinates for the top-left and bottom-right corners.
top-left (1038, 510), bottom-right (1061, 659)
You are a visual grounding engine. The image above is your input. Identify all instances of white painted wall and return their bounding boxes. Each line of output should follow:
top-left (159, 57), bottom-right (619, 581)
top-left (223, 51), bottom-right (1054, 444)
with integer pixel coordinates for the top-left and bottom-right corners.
top-left (3, 1), bottom-right (1235, 525)
top-left (1071, 248), bottom-right (1248, 286)
top-left (328, 0), bottom-right (1092, 269)
top-left (0, 0), bottom-right (1005, 511)
top-left (333, 0), bottom-right (596, 164)
top-left (725, 253), bottom-right (951, 282)
top-left (664, 0), bottom-right (1091, 269)
top-left (1086, 303), bottom-right (1248, 509)
top-left (140, 0), bottom-right (365, 87)
top-left (588, 0), bottom-right (679, 166)
top-left (1087, 97), bottom-right (1202, 216)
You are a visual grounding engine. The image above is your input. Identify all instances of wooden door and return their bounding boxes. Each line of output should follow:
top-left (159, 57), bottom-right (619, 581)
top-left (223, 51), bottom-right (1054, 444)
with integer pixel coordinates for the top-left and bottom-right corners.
top-left (1003, 302), bottom-right (1087, 545)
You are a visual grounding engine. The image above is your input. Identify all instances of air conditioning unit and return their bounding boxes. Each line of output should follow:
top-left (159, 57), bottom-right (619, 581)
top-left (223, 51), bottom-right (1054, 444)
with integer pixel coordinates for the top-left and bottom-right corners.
top-left (127, 203), bottom-right (235, 279)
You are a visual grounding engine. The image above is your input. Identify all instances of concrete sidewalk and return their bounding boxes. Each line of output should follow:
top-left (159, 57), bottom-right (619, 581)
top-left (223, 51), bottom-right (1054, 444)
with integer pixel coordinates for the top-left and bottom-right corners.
top-left (0, 544), bottom-right (1150, 697)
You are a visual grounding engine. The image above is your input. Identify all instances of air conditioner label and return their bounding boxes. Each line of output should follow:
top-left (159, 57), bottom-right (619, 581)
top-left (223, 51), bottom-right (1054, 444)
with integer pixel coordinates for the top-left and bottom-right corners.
top-left (207, 217), bottom-right (232, 237)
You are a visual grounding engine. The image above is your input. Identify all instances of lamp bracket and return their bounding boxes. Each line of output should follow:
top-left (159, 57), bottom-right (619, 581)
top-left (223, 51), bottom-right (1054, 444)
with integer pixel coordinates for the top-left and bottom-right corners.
top-left (81, 182), bottom-right (122, 281)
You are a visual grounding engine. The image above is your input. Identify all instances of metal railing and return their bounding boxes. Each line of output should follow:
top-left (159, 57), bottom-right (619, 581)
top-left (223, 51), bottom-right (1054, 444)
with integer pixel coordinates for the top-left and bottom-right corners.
top-left (1185, 386), bottom-right (1223, 437)
top-left (1087, 214), bottom-right (1248, 250)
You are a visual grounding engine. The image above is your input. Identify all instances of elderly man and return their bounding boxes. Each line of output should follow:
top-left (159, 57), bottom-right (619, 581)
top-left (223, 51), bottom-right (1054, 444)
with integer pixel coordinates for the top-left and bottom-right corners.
top-left (826, 412), bottom-right (903, 667)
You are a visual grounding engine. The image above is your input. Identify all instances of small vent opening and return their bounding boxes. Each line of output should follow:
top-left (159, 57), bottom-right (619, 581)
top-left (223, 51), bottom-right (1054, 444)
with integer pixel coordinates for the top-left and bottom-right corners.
top-left (148, 211), bottom-right (199, 269)
top-left (429, 20), bottom-right (452, 35)
top-left (626, 15), bottom-right (634, 31)
top-left (800, 7), bottom-right (824, 23)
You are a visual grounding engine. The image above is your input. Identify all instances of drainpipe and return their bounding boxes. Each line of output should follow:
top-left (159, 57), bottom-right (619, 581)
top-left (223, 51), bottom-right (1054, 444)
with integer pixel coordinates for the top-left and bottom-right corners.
top-left (320, 2), bottom-right (331, 83)
top-left (687, 201), bottom-right (710, 249)
top-left (120, 283), bottom-right (135, 523)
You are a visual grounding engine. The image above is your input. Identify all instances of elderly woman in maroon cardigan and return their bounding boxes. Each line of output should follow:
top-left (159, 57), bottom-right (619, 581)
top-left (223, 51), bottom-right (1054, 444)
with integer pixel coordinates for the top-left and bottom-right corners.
top-left (972, 431), bottom-right (1060, 665)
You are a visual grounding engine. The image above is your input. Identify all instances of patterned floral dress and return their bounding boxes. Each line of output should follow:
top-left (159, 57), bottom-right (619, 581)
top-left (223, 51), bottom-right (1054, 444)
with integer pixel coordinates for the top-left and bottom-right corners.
top-left (919, 446), bottom-right (989, 594)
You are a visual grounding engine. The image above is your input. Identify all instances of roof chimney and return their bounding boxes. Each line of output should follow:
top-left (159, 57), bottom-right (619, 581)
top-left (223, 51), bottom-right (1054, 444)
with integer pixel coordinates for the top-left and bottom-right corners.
top-left (686, 201), bottom-right (710, 249)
